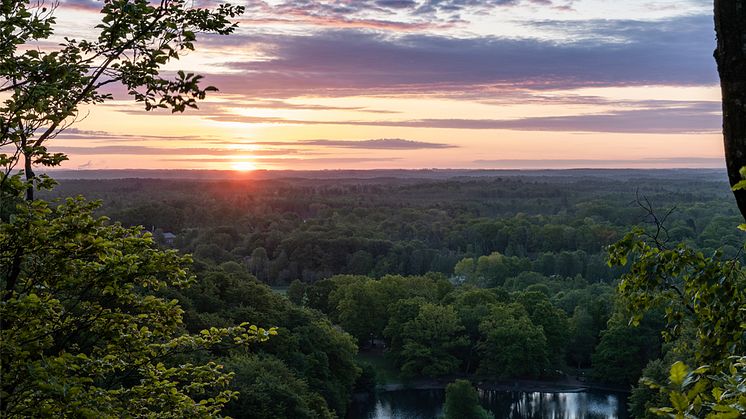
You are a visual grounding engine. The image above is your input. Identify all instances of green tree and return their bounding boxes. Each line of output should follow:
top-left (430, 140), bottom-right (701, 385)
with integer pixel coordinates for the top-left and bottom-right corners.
top-left (443, 380), bottom-right (493, 419)
top-left (645, 358), bottom-right (746, 418)
top-left (249, 247), bottom-right (270, 282)
top-left (286, 279), bottom-right (306, 305)
top-left (608, 228), bottom-right (746, 414)
top-left (346, 250), bottom-right (374, 275)
top-left (591, 314), bottom-right (662, 387)
top-left (221, 354), bottom-right (333, 419)
top-left (304, 277), bottom-right (338, 315)
top-left (627, 359), bottom-right (670, 419)
top-left (566, 306), bottom-right (596, 369)
top-left (352, 361), bottom-right (377, 394)
top-left (383, 297), bottom-right (428, 356)
top-left (515, 291), bottom-right (570, 367)
top-left (445, 286), bottom-right (503, 373)
top-left (610, 229), bottom-right (745, 373)
top-left (332, 278), bottom-right (386, 345)
top-left (477, 303), bottom-right (548, 378)
top-left (0, 0), bottom-right (243, 201)
top-left (454, 257), bottom-right (477, 283)
top-left (454, 252), bottom-right (530, 287)
top-left (168, 264), bottom-right (361, 417)
top-left (398, 303), bottom-right (467, 378)
top-left (0, 198), bottom-right (273, 417)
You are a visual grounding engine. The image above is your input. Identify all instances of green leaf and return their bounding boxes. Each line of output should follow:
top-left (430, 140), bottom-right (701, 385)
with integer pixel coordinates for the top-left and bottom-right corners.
top-left (669, 391), bottom-right (688, 412)
top-left (670, 361), bottom-right (688, 386)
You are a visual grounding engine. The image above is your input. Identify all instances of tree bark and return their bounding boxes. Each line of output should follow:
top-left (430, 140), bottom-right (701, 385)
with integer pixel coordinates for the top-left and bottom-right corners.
top-left (715, 0), bottom-right (746, 219)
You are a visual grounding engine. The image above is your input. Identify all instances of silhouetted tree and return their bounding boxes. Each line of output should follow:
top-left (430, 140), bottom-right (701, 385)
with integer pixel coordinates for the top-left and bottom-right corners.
top-left (715, 0), bottom-right (746, 218)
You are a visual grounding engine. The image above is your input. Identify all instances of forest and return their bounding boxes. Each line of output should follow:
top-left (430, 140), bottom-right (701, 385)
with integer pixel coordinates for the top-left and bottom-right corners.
top-left (2, 0), bottom-right (745, 417)
top-left (23, 169), bottom-right (739, 417)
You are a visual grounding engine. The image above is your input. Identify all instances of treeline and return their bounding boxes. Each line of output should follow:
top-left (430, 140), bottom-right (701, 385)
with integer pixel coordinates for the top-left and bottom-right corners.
top-left (46, 172), bottom-right (741, 286)
top-left (289, 271), bottom-right (661, 386)
top-left (40, 171), bottom-right (743, 417)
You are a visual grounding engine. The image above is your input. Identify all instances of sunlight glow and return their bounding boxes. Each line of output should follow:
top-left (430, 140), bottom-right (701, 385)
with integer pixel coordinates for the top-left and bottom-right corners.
top-left (230, 161), bottom-right (257, 171)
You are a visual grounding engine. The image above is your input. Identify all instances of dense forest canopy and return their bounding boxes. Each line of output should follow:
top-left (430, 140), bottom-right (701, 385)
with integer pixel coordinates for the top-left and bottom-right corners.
top-left (34, 169), bottom-right (744, 417)
top-left (44, 169), bottom-right (740, 284)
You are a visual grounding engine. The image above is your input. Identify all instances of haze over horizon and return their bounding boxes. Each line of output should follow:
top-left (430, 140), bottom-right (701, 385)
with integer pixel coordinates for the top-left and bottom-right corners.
top-left (46, 0), bottom-right (721, 171)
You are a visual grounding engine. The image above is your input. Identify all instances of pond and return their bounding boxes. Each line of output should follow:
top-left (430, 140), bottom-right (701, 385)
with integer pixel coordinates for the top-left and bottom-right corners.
top-left (347, 388), bottom-right (628, 419)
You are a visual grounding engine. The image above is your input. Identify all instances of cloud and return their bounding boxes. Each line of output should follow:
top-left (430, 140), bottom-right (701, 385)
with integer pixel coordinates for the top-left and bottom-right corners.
top-left (59, 0), bottom-right (102, 12)
top-left (472, 157), bottom-right (725, 168)
top-left (237, 15), bottom-right (448, 31)
top-left (242, 0), bottom-right (568, 30)
top-left (53, 145), bottom-right (299, 156)
top-left (62, 128), bottom-right (111, 136)
top-left (111, 98), bottom-right (399, 115)
top-left (53, 129), bottom-right (233, 144)
top-left (358, 103), bottom-right (721, 133)
top-left (206, 14), bottom-right (716, 99)
top-left (77, 160), bottom-right (93, 169)
top-left (241, 0), bottom-right (451, 31)
top-left (209, 101), bottom-right (722, 134)
top-left (254, 138), bottom-right (457, 149)
top-left (162, 157), bottom-right (402, 165)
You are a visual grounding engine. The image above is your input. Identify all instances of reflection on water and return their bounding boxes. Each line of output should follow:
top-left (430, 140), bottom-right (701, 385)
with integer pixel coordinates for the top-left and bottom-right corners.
top-left (481, 390), bottom-right (627, 419)
top-left (348, 389), bottom-right (628, 419)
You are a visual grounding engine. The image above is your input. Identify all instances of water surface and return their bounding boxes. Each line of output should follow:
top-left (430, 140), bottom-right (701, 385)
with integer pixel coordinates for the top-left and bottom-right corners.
top-left (348, 389), bottom-right (628, 419)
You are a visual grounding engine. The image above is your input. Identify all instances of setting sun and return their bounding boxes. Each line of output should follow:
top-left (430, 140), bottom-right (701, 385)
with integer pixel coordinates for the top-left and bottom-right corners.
top-left (230, 161), bottom-right (256, 171)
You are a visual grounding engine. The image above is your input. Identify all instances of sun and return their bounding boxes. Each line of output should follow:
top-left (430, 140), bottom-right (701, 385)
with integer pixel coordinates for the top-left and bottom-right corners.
top-left (230, 161), bottom-right (256, 171)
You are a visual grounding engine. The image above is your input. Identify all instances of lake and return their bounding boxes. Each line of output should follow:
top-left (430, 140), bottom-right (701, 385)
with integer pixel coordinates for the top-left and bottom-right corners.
top-left (347, 388), bottom-right (629, 419)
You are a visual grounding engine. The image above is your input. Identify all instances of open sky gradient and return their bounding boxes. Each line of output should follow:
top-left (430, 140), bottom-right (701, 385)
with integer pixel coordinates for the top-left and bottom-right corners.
top-left (50, 0), bottom-right (721, 170)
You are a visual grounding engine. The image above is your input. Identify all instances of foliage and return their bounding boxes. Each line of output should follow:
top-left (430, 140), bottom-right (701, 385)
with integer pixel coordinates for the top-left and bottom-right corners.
top-left (49, 172), bottom-right (738, 285)
top-left (645, 359), bottom-right (746, 418)
top-left (515, 291), bottom-right (570, 366)
top-left (398, 303), bottom-right (467, 378)
top-left (566, 306), bottom-right (597, 369)
top-left (305, 268), bottom-right (614, 381)
top-left (332, 278), bottom-right (387, 345)
top-left (0, 198), bottom-right (273, 417)
top-left (443, 380), bottom-right (493, 419)
top-left (383, 297), bottom-right (429, 356)
top-left (445, 286), bottom-right (504, 373)
top-left (322, 274), bottom-right (449, 346)
top-left (609, 227), bottom-right (746, 414)
top-left (0, 0), bottom-right (243, 200)
top-left (352, 361), bottom-right (377, 394)
top-left (454, 252), bottom-right (531, 287)
top-left (591, 313), bottom-right (663, 387)
top-left (628, 359), bottom-right (672, 418)
top-left (167, 264), bottom-right (360, 417)
top-left (609, 228), bottom-right (746, 369)
top-left (287, 279), bottom-right (306, 305)
top-left (33, 172), bottom-right (739, 399)
top-left (221, 354), bottom-right (333, 419)
top-left (477, 303), bottom-right (548, 378)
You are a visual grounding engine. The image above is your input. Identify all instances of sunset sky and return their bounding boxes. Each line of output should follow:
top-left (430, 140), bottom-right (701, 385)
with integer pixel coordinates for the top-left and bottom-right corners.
top-left (51, 0), bottom-right (721, 170)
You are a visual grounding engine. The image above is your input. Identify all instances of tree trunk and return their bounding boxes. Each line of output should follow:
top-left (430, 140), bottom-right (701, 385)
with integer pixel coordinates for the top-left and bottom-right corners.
top-left (715, 0), bottom-right (746, 219)
top-left (24, 151), bottom-right (34, 201)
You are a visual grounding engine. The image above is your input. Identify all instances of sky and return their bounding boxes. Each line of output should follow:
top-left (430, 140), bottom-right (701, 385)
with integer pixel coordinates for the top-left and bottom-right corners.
top-left (47, 0), bottom-right (722, 170)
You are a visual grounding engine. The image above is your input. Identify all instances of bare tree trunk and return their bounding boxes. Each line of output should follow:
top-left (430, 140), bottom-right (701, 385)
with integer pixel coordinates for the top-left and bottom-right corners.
top-left (715, 0), bottom-right (746, 219)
